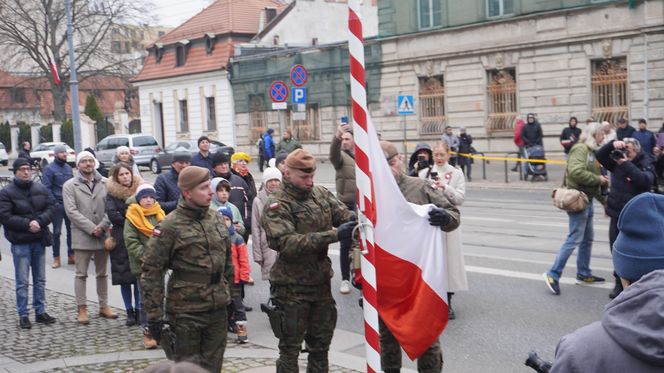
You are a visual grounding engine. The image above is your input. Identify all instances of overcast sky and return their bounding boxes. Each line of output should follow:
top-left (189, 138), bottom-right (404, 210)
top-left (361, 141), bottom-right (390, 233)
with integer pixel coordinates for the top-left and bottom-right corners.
top-left (153, 0), bottom-right (214, 27)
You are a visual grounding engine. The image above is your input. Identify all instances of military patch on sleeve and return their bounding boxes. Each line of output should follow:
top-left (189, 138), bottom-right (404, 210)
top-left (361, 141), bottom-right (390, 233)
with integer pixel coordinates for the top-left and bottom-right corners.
top-left (152, 227), bottom-right (161, 237)
top-left (269, 202), bottom-right (279, 210)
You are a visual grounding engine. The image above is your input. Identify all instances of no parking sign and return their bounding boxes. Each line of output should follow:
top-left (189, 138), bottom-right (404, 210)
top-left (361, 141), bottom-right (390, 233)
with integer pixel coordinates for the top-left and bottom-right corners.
top-left (269, 81), bottom-right (289, 103)
top-left (290, 64), bottom-right (308, 87)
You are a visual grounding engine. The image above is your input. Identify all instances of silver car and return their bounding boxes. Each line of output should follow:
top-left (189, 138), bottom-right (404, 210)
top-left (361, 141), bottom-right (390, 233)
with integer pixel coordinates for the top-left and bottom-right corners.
top-left (149, 139), bottom-right (234, 174)
top-left (95, 134), bottom-right (160, 168)
top-left (0, 142), bottom-right (8, 166)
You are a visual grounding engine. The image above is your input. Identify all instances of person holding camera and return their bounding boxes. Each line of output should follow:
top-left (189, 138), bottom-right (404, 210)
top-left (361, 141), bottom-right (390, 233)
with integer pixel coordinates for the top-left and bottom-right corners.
top-left (596, 137), bottom-right (655, 299)
top-left (544, 123), bottom-right (608, 295)
top-left (408, 142), bottom-right (434, 178)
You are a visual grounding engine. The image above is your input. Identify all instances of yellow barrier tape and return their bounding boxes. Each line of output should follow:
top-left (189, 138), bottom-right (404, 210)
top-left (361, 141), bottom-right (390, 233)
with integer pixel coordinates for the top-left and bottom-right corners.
top-left (450, 152), bottom-right (567, 165)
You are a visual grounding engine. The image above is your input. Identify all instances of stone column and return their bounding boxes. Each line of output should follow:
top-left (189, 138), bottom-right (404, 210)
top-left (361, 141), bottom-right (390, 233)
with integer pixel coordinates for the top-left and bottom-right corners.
top-left (52, 121), bottom-right (62, 143)
top-left (79, 112), bottom-right (96, 150)
top-left (10, 122), bottom-right (19, 157)
top-left (31, 123), bottom-right (41, 147)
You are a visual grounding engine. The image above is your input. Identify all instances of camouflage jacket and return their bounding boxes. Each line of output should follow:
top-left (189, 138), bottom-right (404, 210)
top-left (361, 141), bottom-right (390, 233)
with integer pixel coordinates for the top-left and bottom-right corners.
top-left (397, 173), bottom-right (460, 232)
top-left (261, 180), bottom-right (355, 286)
top-left (141, 197), bottom-right (236, 321)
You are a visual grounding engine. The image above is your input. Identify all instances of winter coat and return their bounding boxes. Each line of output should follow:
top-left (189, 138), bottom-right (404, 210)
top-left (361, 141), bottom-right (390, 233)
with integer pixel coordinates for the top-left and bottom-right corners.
top-left (123, 197), bottom-right (161, 276)
top-left (616, 125), bottom-right (636, 140)
top-left (521, 121), bottom-right (543, 147)
top-left (233, 169), bottom-right (257, 199)
top-left (551, 269), bottom-right (664, 373)
top-left (111, 155), bottom-right (140, 175)
top-left (329, 136), bottom-right (356, 206)
top-left (42, 158), bottom-right (73, 203)
top-left (154, 169), bottom-right (181, 214)
top-left (560, 126), bottom-right (582, 154)
top-left (408, 142), bottom-right (434, 177)
top-left (633, 129), bottom-right (656, 155)
top-left (210, 177), bottom-right (245, 236)
top-left (655, 155), bottom-right (664, 194)
top-left (276, 138), bottom-right (302, 154)
top-left (513, 119), bottom-right (525, 148)
top-left (429, 163), bottom-right (468, 292)
top-left (214, 171), bottom-right (253, 232)
top-left (565, 143), bottom-right (607, 204)
top-left (0, 178), bottom-right (54, 245)
top-left (191, 152), bottom-right (213, 173)
top-left (596, 143), bottom-right (655, 218)
top-left (105, 176), bottom-right (142, 285)
top-left (457, 134), bottom-right (474, 166)
top-left (18, 149), bottom-right (31, 161)
top-left (264, 133), bottom-right (275, 158)
top-left (230, 233), bottom-right (251, 284)
top-left (251, 188), bottom-right (278, 280)
top-left (62, 172), bottom-right (111, 250)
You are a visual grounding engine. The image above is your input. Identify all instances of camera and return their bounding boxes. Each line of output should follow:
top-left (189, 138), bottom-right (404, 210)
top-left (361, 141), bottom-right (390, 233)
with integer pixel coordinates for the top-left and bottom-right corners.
top-left (610, 149), bottom-right (626, 160)
top-left (525, 351), bottom-right (552, 373)
top-left (417, 154), bottom-right (430, 170)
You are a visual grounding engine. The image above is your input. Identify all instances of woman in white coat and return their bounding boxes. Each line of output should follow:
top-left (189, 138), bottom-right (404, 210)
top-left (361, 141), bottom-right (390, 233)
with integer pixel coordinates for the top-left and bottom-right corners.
top-left (425, 141), bottom-right (469, 319)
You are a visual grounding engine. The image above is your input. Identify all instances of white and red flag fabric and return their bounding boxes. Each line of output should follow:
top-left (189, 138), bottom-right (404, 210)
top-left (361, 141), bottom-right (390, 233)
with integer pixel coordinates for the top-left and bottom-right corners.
top-left (362, 117), bottom-right (450, 360)
top-left (46, 49), bottom-right (61, 85)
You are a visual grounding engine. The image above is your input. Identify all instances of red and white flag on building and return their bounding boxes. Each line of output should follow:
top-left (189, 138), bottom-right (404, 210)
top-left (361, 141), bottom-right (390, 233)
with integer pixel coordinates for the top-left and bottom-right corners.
top-left (364, 117), bottom-right (450, 359)
top-left (46, 49), bottom-right (61, 85)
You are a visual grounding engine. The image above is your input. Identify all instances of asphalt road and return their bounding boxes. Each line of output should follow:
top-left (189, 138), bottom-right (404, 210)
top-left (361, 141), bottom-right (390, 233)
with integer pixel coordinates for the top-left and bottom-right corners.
top-left (0, 163), bottom-right (614, 372)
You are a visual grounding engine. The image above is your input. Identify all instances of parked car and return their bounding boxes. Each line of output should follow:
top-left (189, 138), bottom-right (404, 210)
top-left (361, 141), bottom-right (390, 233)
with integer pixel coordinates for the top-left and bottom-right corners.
top-left (95, 134), bottom-right (160, 168)
top-left (30, 142), bottom-right (76, 168)
top-left (0, 142), bottom-right (8, 166)
top-left (149, 139), bottom-right (234, 174)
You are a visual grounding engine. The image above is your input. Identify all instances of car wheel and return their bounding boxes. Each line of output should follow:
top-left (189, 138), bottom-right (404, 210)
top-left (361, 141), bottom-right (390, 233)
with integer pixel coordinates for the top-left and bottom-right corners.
top-left (150, 159), bottom-right (161, 174)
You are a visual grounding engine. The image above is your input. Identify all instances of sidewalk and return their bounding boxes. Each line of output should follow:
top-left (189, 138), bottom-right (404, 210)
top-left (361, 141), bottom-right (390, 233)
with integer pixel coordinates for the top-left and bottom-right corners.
top-left (0, 277), bottom-right (361, 373)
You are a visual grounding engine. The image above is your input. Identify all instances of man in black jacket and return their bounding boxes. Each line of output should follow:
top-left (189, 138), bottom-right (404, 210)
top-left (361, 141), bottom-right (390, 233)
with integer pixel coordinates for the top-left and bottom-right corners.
top-left (155, 149), bottom-right (191, 214)
top-left (0, 158), bottom-right (57, 329)
top-left (615, 118), bottom-right (636, 140)
top-left (521, 113), bottom-right (543, 148)
top-left (560, 117), bottom-right (582, 156)
top-left (597, 137), bottom-right (656, 299)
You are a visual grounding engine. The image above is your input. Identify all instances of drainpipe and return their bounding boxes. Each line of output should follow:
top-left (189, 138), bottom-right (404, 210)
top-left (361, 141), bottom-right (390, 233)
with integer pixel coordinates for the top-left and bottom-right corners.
top-left (643, 33), bottom-right (649, 121)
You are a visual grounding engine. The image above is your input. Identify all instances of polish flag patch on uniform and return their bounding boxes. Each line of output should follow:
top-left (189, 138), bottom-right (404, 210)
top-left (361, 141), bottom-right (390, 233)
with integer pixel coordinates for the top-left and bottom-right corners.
top-left (152, 228), bottom-right (161, 237)
top-left (269, 202), bottom-right (279, 210)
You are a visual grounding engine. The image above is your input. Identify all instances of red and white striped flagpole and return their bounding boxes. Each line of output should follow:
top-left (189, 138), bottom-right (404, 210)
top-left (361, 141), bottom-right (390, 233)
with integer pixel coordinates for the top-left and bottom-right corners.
top-left (348, 1), bottom-right (381, 372)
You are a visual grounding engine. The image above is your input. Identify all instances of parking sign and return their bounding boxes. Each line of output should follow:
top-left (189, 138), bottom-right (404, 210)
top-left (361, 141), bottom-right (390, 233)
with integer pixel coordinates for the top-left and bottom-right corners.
top-left (292, 87), bottom-right (307, 104)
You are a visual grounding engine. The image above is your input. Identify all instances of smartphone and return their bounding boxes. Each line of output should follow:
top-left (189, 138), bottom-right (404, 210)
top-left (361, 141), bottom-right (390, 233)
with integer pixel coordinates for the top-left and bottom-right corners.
top-left (430, 171), bottom-right (439, 181)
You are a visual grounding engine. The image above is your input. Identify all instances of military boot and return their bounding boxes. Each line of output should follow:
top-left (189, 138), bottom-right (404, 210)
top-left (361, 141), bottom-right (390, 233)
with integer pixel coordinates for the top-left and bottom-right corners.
top-left (99, 306), bottom-right (118, 319)
top-left (236, 321), bottom-right (248, 344)
top-left (77, 305), bottom-right (89, 325)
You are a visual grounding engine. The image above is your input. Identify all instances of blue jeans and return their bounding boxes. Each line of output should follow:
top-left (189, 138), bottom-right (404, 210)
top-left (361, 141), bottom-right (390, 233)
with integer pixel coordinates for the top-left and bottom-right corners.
top-left (548, 203), bottom-right (594, 281)
top-left (51, 203), bottom-right (72, 258)
top-left (11, 243), bottom-right (46, 317)
top-left (120, 283), bottom-right (140, 312)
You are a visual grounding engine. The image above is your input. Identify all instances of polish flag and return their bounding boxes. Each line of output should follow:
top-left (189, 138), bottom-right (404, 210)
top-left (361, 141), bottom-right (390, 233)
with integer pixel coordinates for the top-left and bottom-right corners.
top-left (363, 116), bottom-right (449, 359)
top-left (47, 49), bottom-right (61, 85)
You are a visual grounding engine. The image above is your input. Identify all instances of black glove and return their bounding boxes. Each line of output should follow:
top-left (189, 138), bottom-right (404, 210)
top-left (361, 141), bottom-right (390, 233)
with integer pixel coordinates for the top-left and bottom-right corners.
top-left (428, 208), bottom-right (450, 227)
top-left (147, 320), bottom-right (164, 343)
top-left (336, 221), bottom-right (358, 241)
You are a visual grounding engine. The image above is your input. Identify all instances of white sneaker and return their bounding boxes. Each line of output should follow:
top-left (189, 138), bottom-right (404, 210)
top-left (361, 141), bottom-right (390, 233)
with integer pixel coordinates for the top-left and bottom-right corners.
top-left (339, 280), bottom-right (351, 295)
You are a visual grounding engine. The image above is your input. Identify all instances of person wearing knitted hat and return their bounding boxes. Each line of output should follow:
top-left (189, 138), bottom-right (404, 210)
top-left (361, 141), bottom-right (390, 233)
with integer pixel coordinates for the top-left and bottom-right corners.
top-left (154, 147), bottom-right (190, 214)
top-left (217, 205), bottom-right (251, 344)
top-left (251, 167), bottom-right (281, 281)
top-left (231, 152), bottom-right (256, 198)
top-left (42, 143), bottom-right (74, 268)
top-left (551, 193), bottom-right (664, 372)
top-left (261, 149), bottom-right (357, 371)
top-left (211, 151), bottom-right (254, 242)
top-left (63, 150), bottom-right (115, 324)
top-left (113, 146), bottom-right (140, 175)
top-left (123, 183), bottom-right (164, 349)
top-left (141, 166), bottom-right (238, 372)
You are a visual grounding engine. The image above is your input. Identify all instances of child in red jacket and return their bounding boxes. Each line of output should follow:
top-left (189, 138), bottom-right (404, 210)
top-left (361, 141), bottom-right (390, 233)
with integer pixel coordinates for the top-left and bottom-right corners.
top-left (217, 206), bottom-right (249, 343)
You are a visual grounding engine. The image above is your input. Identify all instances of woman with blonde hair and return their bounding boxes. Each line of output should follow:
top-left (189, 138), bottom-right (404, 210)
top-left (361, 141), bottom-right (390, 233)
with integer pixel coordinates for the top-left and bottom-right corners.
top-left (423, 141), bottom-right (468, 319)
top-left (544, 122), bottom-right (609, 295)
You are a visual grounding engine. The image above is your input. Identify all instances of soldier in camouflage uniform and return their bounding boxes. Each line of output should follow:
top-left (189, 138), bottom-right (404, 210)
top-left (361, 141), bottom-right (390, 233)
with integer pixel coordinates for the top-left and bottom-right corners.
top-left (261, 149), bottom-right (356, 372)
top-left (379, 141), bottom-right (461, 373)
top-left (141, 166), bottom-right (238, 373)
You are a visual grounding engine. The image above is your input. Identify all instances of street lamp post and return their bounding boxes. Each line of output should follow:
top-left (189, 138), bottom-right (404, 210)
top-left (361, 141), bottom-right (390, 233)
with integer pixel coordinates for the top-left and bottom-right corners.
top-left (65, 0), bottom-right (82, 153)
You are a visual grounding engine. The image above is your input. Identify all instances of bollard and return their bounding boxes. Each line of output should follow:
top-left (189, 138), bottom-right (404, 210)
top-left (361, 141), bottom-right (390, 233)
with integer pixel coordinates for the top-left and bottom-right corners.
top-left (504, 159), bottom-right (509, 183)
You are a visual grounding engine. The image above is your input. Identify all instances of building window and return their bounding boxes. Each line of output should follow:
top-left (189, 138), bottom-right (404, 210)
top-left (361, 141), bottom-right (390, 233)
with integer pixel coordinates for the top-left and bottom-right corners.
top-left (418, 0), bottom-right (442, 30)
top-left (486, 68), bottom-right (518, 133)
top-left (111, 41), bottom-right (121, 53)
top-left (591, 58), bottom-right (628, 124)
top-left (288, 103), bottom-right (320, 141)
top-left (206, 97), bottom-right (217, 131)
top-left (418, 76), bottom-right (446, 135)
top-left (10, 88), bottom-right (26, 104)
top-left (205, 34), bottom-right (216, 55)
top-left (124, 41), bottom-right (130, 52)
top-left (179, 99), bottom-right (189, 133)
top-left (158, 31), bottom-right (165, 38)
top-left (155, 46), bottom-right (164, 63)
top-left (487, 0), bottom-right (514, 18)
top-left (249, 94), bottom-right (267, 143)
top-left (176, 45), bottom-right (187, 67)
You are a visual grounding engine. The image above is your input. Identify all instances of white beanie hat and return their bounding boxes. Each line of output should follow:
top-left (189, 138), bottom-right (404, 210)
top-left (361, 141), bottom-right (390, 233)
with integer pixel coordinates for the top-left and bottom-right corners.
top-left (262, 167), bottom-right (282, 183)
top-left (76, 150), bottom-right (99, 168)
top-left (116, 146), bottom-right (131, 155)
top-left (268, 158), bottom-right (276, 168)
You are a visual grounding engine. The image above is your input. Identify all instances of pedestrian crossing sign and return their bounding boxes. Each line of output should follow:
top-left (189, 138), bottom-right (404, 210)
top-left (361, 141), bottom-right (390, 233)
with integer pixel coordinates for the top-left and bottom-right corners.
top-left (397, 95), bottom-right (415, 115)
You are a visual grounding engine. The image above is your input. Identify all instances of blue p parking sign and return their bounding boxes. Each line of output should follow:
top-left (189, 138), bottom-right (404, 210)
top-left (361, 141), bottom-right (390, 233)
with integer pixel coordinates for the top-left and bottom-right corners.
top-left (292, 87), bottom-right (307, 104)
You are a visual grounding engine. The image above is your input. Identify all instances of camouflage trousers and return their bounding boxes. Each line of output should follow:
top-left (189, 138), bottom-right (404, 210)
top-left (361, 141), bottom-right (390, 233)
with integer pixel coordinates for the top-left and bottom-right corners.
top-left (379, 318), bottom-right (443, 373)
top-left (272, 284), bottom-right (337, 373)
top-left (165, 308), bottom-right (228, 373)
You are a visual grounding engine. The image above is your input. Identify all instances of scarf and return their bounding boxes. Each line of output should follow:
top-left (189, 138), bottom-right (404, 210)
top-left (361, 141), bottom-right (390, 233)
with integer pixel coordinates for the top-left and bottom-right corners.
top-left (233, 164), bottom-right (249, 177)
top-left (125, 202), bottom-right (166, 237)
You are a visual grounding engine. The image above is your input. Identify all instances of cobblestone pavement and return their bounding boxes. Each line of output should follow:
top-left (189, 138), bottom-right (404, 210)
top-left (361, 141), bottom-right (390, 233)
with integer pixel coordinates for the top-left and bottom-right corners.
top-left (0, 278), bottom-right (359, 372)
